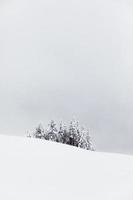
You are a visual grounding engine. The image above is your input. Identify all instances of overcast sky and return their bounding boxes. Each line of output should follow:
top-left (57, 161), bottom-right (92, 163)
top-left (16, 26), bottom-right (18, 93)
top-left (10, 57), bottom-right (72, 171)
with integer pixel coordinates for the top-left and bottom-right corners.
top-left (0, 0), bottom-right (133, 154)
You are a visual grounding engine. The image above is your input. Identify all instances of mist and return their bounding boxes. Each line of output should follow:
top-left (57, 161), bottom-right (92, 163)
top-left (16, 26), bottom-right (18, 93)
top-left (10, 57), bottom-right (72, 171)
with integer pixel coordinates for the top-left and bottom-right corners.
top-left (0, 0), bottom-right (133, 154)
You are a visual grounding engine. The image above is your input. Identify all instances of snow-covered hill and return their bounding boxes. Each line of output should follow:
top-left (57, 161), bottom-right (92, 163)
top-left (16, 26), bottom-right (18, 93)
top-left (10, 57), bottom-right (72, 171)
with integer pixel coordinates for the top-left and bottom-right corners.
top-left (0, 135), bottom-right (133, 200)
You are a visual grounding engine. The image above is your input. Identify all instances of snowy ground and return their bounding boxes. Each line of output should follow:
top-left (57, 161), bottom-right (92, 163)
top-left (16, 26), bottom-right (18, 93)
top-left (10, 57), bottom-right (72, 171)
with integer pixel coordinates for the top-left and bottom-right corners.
top-left (0, 135), bottom-right (133, 200)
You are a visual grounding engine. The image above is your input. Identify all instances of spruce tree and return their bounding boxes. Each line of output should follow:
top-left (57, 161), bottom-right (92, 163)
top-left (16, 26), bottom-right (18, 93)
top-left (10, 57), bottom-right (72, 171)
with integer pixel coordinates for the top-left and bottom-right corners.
top-left (45, 120), bottom-right (58, 142)
top-left (34, 123), bottom-right (44, 139)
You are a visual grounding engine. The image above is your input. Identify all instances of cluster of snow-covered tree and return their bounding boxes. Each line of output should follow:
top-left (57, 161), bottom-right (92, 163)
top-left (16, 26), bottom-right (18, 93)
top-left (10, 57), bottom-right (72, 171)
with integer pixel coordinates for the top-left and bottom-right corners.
top-left (28, 120), bottom-right (94, 151)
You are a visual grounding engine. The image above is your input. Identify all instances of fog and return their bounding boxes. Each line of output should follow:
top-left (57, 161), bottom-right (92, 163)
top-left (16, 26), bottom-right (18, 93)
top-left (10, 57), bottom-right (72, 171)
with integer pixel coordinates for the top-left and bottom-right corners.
top-left (0, 0), bottom-right (133, 154)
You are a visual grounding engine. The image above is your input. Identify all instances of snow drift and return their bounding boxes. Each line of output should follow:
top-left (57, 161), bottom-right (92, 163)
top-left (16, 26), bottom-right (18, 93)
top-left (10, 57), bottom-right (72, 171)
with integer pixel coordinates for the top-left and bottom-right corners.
top-left (0, 135), bottom-right (133, 200)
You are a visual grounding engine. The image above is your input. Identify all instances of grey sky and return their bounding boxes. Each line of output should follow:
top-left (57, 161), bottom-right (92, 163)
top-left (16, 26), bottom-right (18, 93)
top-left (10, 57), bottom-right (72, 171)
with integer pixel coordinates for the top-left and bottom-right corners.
top-left (0, 0), bottom-right (133, 154)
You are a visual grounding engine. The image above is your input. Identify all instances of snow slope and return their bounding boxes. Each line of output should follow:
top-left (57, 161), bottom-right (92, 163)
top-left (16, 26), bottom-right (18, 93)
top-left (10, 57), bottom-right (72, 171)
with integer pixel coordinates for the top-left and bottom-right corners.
top-left (0, 135), bottom-right (133, 200)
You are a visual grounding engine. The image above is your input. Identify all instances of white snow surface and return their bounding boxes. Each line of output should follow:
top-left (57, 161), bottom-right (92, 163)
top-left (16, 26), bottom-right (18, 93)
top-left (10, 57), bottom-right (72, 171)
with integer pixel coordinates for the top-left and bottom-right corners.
top-left (0, 135), bottom-right (133, 200)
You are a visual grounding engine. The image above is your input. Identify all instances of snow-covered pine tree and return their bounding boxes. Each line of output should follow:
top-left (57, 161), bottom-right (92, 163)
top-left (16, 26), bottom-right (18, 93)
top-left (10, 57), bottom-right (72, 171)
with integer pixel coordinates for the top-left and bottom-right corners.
top-left (62, 125), bottom-right (70, 144)
top-left (74, 121), bottom-right (81, 147)
top-left (58, 122), bottom-right (65, 143)
top-left (85, 129), bottom-right (94, 151)
top-left (68, 120), bottom-right (81, 147)
top-left (45, 120), bottom-right (58, 142)
top-left (78, 127), bottom-right (94, 150)
top-left (78, 127), bottom-right (86, 149)
top-left (69, 121), bottom-right (75, 146)
top-left (34, 123), bottom-right (44, 139)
